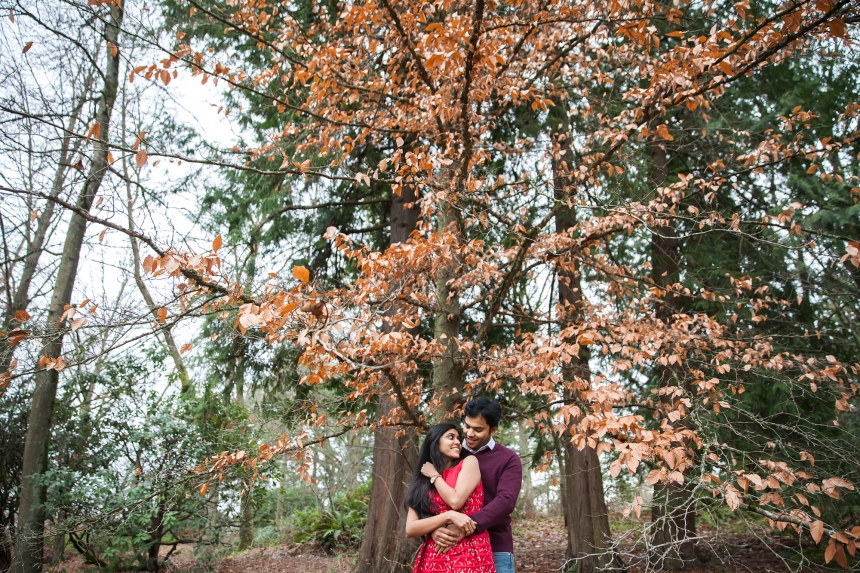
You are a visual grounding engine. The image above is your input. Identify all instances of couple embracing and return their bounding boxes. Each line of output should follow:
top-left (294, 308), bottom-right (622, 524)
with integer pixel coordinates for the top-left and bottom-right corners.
top-left (404, 398), bottom-right (523, 573)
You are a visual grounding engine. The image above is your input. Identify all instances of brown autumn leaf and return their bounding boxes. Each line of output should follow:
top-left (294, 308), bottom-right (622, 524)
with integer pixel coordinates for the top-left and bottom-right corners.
top-left (212, 234), bottom-right (223, 252)
top-left (132, 130), bottom-right (147, 150)
top-left (7, 328), bottom-right (28, 345)
top-left (99, 228), bottom-right (107, 243)
top-left (180, 343), bottom-right (193, 354)
top-left (85, 122), bottom-right (101, 141)
top-left (70, 318), bottom-right (87, 332)
top-left (156, 307), bottom-right (167, 323)
top-left (292, 265), bottom-right (310, 284)
top-left (22, 41), bottom-right (32, 53)
top-left (135, 148), bottom-right (148, 167)
top-left (14, 310), bottom-right (30, 322)
top-left (829, 18), bottom-right (846, 38)
top-left (199, 483), bottom-right (208, 496)
top-left (825, 539), bottom-right (838, 563)
top-left (8, 8), bottom-right (13, 22)
top-left (810, 520), bottom-right (824, 544)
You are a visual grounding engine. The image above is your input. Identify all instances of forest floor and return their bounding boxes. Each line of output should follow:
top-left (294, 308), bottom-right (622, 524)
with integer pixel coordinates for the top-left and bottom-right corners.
top-left (51, 516), bottom-right (840, 573)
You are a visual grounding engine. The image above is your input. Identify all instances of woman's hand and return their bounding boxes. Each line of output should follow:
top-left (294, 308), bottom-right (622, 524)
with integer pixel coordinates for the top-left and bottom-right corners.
top-left (421, 462), bottom-right (439, 479)
top-left (444, 511), bottom-right (476, 536)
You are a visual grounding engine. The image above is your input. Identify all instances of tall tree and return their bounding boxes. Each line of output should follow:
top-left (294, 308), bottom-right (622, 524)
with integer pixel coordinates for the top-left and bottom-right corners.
top-left (552, 115), bottom-right (624, 572)
top-left (12, 2), bottom-right (125, 571)
top-left (354, 184), bottom-right (421, 573)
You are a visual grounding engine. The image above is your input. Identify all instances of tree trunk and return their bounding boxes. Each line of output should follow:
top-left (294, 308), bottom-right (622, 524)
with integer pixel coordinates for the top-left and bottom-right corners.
top-left (354, 395), bottom-right (420, 573)
top-left (233, 328), bottom-right (252, 550)
top-left (50, 510), bottom-right (64, 566)
top-left (552, 126), bottom-right (624, 573)
top-left (517, 426), bottom-right (535, 519)
top-left (146, 499), bottom-right (165, 572)
top-left (11, 5), bottom-right (124, 573)
top-left (432, 196), bottom-right (464, 420)
top-left (123, 123), bottom-right (190, 393)
top-left (646, 130), bottom-right (703, 571)
top-left (238, 487), bottom-right (254, 551)
top-left (353, 184), bottom-right (421, 573)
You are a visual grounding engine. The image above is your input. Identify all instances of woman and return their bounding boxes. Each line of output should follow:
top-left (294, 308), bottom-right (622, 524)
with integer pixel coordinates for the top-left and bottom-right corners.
top-left (404, 423), bottom-right (495, 573)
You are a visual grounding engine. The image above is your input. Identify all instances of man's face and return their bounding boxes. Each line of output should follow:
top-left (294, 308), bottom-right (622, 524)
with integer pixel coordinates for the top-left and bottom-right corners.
top-left (463, 415), bottom-right (497, 451)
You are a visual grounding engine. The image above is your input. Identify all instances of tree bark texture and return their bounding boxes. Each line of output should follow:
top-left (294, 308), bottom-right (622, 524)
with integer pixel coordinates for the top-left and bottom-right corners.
top-left (353, 395), bottom-right (420, 573)
top-left (353, 184), bottom-right (421, 573)
top-left (553, 128), bottom-right (624, 573)
top-left (647, 131), bottom-right (703, 571)
top-left (432, 192), bottom-right (464, 420)
top-left (11, 4), bottom-right (124, 572)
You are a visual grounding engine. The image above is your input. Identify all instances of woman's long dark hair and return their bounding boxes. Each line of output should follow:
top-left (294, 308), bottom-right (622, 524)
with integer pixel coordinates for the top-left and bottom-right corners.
top-left (404, 423), bottom-right (461, 518)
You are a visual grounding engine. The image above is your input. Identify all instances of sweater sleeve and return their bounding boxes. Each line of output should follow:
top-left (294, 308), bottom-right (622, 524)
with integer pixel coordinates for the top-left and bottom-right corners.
top-left (470, 452), bottom-right (522, 534)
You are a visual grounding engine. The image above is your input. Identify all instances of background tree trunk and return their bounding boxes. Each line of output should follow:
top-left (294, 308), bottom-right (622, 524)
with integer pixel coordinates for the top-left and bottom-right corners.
top-left (517, 425), bottom-right (535, 519)
top-left (553, 126), bottom-right (624, 573)
top-left (646, 130), bottom-right (703, 571)
top-left (11, 4), bottom-right (124, 572)
top-left (353, 184), bottom-right (421, 573)
top-left (123, 112), bottom-right (190, 393)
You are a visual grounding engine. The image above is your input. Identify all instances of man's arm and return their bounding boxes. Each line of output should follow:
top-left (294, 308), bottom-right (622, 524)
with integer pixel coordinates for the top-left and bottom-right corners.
top-left (469, 453), bottom-right (523, 534)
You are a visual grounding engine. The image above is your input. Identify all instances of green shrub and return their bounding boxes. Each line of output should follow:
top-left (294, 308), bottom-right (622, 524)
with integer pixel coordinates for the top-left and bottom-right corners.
top-left (253, 525), bottom-right (281, 547)
top-left (292, 483), bottom-right (369, 553)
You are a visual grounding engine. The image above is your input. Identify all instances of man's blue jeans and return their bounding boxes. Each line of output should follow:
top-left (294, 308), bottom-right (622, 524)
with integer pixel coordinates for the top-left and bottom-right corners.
top-left (493, 552), bottom-right (515, 573)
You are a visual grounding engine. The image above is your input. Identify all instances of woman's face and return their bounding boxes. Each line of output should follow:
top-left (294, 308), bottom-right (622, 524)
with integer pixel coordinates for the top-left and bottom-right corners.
top-left (437, 428), bottom-right (462, 461)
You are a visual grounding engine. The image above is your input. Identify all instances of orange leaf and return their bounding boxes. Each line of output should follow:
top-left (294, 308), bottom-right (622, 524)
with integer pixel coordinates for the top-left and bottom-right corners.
top-left (22, 41), bottom-right (33, 53)
top-left (156, 307), bottom-right (167, 323)
top-left (135, 149), bottom-right (148, 167)
top-left (132, 130), bottom-right (147, 150)
top-left (70, 317), bottom-right (87, 332)
top-left (180, 343), bottom-right (193, 354)
top-left (212, 234), bottom-right (223, 252)
top-left (99, 228), bottom-right (107, 243)
top-left (7, 328), bottom-right (28, 345)
top-left (14, 310), bottom-right (30, 322)
top-left (199, 483), bottom-right (208, 496)
top-left (825, 539), bottom-right (837, 563)
top-left (292, 265), bottom-right (310, 284)
top-left (810, 520), bottom-right (824, 544)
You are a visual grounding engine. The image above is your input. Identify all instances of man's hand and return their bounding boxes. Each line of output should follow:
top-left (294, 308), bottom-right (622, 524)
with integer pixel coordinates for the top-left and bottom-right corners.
top-left (430, 524), bottom-right (465, 554)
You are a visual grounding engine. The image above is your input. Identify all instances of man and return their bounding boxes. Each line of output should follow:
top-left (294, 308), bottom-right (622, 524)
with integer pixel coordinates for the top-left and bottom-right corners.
top-left (432, 397), bottom-right (523, 573)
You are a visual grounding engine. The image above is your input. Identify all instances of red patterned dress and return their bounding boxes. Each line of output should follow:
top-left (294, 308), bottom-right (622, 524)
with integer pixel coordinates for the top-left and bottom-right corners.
top-left (412, 460), bottom-right (495, 573)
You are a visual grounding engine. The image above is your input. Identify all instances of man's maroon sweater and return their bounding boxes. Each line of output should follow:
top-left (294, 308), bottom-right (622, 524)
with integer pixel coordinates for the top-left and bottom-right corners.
top-left (462, 443), bottom-right (522, 553)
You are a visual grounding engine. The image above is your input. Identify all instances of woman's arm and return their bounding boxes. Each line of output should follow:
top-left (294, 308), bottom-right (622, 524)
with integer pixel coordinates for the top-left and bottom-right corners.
top-left (425, 456), bottom-right (481, 510)
top-left (405, 507), bottom-right (475, 538)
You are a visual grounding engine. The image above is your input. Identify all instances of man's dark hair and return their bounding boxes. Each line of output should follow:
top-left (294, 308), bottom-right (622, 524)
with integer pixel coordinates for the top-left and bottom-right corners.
top-left (464, 397), bottom-right (501, 428)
